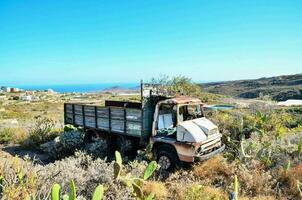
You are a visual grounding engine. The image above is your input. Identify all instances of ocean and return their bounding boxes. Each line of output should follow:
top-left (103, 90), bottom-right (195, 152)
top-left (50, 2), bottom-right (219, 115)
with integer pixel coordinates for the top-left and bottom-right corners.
top-left (6, 83), bottom-right (139, 93)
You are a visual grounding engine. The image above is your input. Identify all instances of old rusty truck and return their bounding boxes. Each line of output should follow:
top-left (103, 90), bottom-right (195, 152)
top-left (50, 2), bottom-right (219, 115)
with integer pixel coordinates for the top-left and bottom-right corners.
top-left (64, 83), bottom-right (225, 170)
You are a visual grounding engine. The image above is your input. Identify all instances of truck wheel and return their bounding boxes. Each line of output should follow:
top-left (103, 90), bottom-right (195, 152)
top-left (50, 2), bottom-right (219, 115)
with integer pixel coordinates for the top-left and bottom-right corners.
top-left (155, 145), bottom-right (179, 171)
top-left (84, 130), bottom-right (97, 143)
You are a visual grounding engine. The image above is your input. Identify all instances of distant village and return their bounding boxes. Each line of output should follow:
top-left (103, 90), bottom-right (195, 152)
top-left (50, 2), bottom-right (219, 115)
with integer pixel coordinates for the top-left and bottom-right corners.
top-left (0, 86), bottom-right (56, 101)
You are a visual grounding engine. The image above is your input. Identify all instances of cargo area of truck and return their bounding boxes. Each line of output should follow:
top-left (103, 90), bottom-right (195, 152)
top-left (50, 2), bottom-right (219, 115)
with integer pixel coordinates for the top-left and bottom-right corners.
top-left (64, 100), bottom-right (143, 137)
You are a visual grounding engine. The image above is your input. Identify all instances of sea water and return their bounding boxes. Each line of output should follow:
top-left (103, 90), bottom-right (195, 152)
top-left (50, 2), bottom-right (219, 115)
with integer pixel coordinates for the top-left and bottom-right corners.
top-left (4, 83), bottom-right (138, 93)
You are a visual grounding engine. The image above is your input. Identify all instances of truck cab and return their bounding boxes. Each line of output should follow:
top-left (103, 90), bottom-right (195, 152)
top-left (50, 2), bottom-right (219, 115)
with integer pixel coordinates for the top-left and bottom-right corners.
top-left (150, 96), bottom-right (225, 170)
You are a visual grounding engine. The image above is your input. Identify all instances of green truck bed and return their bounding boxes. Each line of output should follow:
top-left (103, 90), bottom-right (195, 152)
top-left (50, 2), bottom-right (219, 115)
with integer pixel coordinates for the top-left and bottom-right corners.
top-left (64, 102), bottom-right (144, 137)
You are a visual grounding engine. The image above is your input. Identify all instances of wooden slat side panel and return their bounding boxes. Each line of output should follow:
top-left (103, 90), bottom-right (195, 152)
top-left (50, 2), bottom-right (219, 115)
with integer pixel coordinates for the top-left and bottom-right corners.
top-left (65, 113), bottom-right (74, 124)
top-left (84, 106), bottom-right (96, 116)
top-left (74, 105), bottom-right (83, 115)
top-left (65, 104), bottom-right (143, 137)
top-left (85, 116), bottom-right (96, 128)
top-left (126, 109), bottom-right (142, 121)
top-left (74, 115), bottom-right (83, 126)
top-left (97, 118), bottom-right (109, 130)
top-left (97, 107), bottom-right (109, 118)
top-left (66, 104), bottom-right (73, 114)
top-left (126, 122), bottom-right (142, 136)
top-left (111, 119), bottom-right (124, 133)
top-left (66, 104), bottom-right (73, 110)
top-left (111, 108), bottom-right (124, 120)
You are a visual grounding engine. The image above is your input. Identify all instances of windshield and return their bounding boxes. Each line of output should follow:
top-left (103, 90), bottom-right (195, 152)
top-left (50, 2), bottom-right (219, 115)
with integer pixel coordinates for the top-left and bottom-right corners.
top-left (178, 104), bottom-right (203, 122)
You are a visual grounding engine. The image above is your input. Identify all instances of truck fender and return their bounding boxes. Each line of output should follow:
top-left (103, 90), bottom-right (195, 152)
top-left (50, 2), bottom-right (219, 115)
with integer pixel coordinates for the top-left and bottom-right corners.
top-left (152, 143), bottom-right (179, 160)
top-left (152, 142), bottom-right (180, 170)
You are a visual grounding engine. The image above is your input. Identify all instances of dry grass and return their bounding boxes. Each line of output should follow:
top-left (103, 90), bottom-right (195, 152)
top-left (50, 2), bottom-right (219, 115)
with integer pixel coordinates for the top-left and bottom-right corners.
top-left (281, 164), bottom-right (302, 197)
top-left (193, 155), bottom-right (233, 180)
top-left (183, 184), bottom-right (227, 200)
top-left (11, 128), bottom-right (27, 144)
top-left (0, 128), bottom-right (26, 144)
top-left (142, 181), bottom-right (168, 200)
top-left (237, 160), bottom-right (274, 197)
top-left (251, 196), bottom-right (276, 200)
top-left (165, 182), bottom-right (186, 200)
top-left (239, 195), bottom-right (277, 200)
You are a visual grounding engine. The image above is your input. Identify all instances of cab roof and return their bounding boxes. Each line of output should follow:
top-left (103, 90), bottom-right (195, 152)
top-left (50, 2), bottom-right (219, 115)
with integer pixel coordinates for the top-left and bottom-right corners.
top-left (160, 96), bottom-right (202, 104)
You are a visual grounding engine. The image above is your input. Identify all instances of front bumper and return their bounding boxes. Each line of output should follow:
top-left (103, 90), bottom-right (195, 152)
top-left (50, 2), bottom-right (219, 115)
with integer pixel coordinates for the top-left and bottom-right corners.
top-left (193, 144), bottom-right (225, 162)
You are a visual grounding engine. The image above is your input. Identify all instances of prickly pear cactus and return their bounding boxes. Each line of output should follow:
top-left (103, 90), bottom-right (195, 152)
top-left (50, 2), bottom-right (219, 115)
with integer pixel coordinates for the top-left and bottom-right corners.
top-left (234, 175), bottom-right (238, 200)
top-left (115, 151), bottom-right (122, 165)
top-left (143, 161), bottom-right (157, 180)
top-left (114, 162), bottom-right (121, 180)
top-left (92, 185), bottom-right (104, 200)
top-left (132, 182), bottom-right (143, 199)
top-left (0, 175), bottom-right (3, 195)
top-left (51, 183), bottom-right (61, 200)
top-left (69, 180), bottom-right (76, 200)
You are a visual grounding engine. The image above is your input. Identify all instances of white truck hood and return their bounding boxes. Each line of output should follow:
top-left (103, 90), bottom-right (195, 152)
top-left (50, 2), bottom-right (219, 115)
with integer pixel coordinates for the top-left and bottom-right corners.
top-left (177, 117), bottom-right (219, 143)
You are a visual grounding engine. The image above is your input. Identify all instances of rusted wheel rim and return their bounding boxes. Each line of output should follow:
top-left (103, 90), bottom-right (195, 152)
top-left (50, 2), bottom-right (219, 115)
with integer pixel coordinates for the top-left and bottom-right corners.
top-left (158, 155), bottom-right (171, 170)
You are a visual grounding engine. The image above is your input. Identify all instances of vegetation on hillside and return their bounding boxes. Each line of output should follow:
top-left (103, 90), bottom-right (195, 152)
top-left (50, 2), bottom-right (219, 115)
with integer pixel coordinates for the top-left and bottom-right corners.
top-left (201, 73), bottom-right (302, 101)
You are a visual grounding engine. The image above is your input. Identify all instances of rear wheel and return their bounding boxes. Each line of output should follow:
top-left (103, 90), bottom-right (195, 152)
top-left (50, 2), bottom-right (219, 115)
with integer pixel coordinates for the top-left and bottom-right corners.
top-left (115, 135), bottom-right (136, 157)
top-left (155, 145), bottom-right (179, 171)
top-left (84, 130), bottom-right (98, 142)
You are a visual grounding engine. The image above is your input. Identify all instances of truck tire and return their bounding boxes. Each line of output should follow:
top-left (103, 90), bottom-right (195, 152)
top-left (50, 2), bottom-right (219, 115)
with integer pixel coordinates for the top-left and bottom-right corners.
top-left (115, 136), bottom-right (133, 156)
top-left (155, 145), bottom-right (179, 171)
top-left (84, 130), bottom-right (97, 143)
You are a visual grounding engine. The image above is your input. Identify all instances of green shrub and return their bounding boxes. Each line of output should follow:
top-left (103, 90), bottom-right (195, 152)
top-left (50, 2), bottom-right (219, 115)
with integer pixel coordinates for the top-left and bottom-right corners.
top-left (22, 116), bottom-right (59, 148)
top-left (40, 130), bottom-right (84, 158)
top-left (184, 185), bottom-right (226, 200)
top-left (64, 125), bottom-right (78, 132)
top-left (0, 128), bottom-right (13, 144)
top-left (0, 127), bottom-right (26, 144)
top-left (286, 107), bottom-right (302, 129)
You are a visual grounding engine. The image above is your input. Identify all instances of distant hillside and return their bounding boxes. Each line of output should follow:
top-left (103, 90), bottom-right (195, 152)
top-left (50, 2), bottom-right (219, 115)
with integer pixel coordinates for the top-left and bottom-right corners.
top-left (201, 73), bottom-right (302, 101)
top-left (102, 86), bottom-right (139, 94)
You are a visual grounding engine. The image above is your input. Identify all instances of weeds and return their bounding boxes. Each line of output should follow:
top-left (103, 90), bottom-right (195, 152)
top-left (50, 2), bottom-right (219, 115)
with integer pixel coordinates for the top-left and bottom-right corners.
top-left (0, 128), bottom-right (26, 144)
top-left (193, 156), bottom-right (233, 180)
top-left (50, 180), bottom-right (104, 200)
top-left (0, 128), bottom-right (13, 144)
top-left (21, 116), bottom-right (60, 148)
top-left (183, 184), bottom-right (227, 200)
top-left (280, 164), bottom-right (302, 197)
top-left (0, 155), bottom-right (37, 200)
top-left (142, 181), bottom-right (167, 200)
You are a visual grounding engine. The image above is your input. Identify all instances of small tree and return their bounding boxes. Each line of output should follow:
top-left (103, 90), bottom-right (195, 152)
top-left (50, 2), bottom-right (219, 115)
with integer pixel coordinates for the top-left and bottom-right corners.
top-left (151, 75), bottom-right (201, 97)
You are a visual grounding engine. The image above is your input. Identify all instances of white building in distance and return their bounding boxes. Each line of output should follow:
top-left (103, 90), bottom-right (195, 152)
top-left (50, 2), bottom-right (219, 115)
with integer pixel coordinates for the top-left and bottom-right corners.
top-left (20, 95), bottom-right (32, 101)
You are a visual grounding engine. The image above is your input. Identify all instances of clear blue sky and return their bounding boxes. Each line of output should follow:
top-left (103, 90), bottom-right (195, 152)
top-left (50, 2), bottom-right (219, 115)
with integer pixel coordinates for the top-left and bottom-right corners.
top-left (0, 0), bottom-right (301, 85)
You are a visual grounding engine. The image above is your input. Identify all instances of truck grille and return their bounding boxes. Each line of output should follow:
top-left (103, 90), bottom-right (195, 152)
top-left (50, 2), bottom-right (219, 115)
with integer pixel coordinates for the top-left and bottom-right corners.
top-left (196, 137), bottom-right (221, 155)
